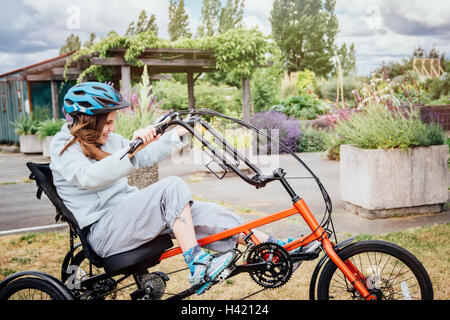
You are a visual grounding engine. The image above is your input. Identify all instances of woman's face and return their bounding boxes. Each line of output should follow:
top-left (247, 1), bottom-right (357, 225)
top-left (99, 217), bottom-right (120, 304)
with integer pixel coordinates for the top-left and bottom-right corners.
top-left (98, 111), bottom-right (117, 144)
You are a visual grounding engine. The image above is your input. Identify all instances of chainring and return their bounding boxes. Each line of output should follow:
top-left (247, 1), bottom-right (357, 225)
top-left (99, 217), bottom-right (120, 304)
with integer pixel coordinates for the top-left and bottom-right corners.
top-left (246, 242), bottom-right (293, 289)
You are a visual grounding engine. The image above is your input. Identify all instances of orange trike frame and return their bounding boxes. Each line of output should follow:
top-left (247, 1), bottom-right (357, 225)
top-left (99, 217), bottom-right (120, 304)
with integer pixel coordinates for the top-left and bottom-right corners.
top-left (159, 198), bottom-right (374, 300)
top-left (158, 110), bottom-right (376, 300)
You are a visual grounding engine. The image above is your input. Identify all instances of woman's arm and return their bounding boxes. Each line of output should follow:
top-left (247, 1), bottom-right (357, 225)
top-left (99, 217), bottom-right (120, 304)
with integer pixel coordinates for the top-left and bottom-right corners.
top-left (50, 138), bottom-right (136, 190)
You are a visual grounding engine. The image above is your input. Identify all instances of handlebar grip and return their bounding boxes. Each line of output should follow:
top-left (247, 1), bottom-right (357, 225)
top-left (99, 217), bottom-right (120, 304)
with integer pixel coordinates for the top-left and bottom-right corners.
top-left (126, 122), bottom-right (169, 155)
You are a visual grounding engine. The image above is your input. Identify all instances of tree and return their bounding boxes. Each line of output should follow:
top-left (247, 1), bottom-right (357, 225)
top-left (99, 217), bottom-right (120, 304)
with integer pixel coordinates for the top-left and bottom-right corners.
top-left (126, 10), bottom-right (158, 36)
top-left (60, 33), bottom-right (81, 55)
top-left (196, 0), bottom-right (222, 37)
top-left (218, 0), bottom-right (245, 33)
top-left (196, 0), bottom-right (246, 37)
top-left (334, 42), bottom-right (357, 76)
top-left (270, 0), bottom-right (339, 77)
top-left (83, 32), bottom-right (96, 49)
top-left (168, 0), bottom-right (192, 40)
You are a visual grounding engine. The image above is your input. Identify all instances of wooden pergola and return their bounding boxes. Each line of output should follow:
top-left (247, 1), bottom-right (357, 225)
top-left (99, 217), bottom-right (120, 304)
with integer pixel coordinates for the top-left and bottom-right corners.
top-left (87, 47), bottom-right (253, 122)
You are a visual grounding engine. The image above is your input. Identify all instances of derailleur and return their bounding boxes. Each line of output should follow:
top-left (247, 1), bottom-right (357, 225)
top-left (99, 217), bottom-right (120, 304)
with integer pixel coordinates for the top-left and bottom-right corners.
top-left (131, 272), bottom-right (169, 300)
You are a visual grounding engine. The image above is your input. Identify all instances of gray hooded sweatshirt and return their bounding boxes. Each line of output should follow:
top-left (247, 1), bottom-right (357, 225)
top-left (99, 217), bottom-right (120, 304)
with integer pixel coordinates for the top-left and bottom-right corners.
top-left (49, 123), bottom-right (185, 229)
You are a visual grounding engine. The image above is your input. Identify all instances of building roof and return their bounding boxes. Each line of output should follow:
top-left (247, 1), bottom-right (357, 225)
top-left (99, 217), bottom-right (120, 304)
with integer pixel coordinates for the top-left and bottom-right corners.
top-left (0, 52), bottom-right (73, 78)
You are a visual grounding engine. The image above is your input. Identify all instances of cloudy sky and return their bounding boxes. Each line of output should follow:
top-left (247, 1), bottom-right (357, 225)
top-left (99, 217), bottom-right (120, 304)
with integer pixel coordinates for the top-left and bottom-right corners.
top-left (0, 0), bottom-right (449, 76)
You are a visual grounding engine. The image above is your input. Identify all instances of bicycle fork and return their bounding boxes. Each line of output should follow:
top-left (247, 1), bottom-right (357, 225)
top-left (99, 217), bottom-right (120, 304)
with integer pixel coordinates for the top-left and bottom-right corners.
top-left (293, 199), bottom-right (376, 300)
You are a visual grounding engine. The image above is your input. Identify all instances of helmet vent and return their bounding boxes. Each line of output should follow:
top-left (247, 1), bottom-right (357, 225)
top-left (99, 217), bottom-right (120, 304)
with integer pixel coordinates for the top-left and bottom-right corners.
top-left (73, 90), bottom-right (86, 96)
top-left (78, 101), bottom-right (93, 108)
top-left (93, 86), bottom-right (108, 92)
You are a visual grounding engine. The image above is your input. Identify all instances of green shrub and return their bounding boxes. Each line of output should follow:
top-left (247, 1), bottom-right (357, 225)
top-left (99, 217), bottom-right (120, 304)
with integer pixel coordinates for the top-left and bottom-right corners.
top-left (251, 65), bottom-right (283, 112)
top-left (334, 105), bottom-right (446, 150)
top-left (152, 80), bottom-right (240, 116)
top-left (297, 127), bottom-right (329, 152)
top-left (11, 114), bottom-right (40, 136)
top-left (270, 94), bottom-right (327, 120)
top-left (114, 109), bottom-right (157, 140)
top-left (317, 75), bottom-right (364, 103)
top-left (36, 118), bottom-right (65, 139)
top-left (424, 74), bottom-right (450, 101)
top-left (425, 95), bottom-right (450, 106)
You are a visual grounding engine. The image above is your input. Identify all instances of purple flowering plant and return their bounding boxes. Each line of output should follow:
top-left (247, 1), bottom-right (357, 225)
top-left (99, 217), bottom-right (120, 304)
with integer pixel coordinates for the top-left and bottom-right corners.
top-left (250, 110), bottom-right (302, 154)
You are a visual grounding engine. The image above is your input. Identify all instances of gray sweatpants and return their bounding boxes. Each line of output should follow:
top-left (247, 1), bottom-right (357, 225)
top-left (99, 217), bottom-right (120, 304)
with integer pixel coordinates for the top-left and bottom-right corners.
top-left (87, 176), bottom-right (243, 258)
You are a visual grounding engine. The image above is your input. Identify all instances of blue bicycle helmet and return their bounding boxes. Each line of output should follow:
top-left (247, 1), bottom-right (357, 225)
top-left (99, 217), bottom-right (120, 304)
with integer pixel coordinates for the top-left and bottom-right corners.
top-left (63, 82), bottom-right (130, 116)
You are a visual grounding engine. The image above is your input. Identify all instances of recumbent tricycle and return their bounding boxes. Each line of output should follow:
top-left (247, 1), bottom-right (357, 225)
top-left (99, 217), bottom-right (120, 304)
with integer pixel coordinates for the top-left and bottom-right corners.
top-left (0, 109), bottom-right (433, 300)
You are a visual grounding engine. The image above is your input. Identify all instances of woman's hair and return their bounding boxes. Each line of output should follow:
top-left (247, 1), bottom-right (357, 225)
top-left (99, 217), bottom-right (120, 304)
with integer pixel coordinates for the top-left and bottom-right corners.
top-left (59, 113), bottom-right (111, 161)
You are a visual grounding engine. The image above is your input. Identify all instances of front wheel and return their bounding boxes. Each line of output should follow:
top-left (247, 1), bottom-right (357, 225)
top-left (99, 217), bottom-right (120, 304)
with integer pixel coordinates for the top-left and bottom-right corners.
top-left (317, 240), bottom-right (433, 300)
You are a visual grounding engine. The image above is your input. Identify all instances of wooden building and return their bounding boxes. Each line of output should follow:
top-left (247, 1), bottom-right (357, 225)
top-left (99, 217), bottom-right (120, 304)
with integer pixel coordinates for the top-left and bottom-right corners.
top-left (0, 53), bottom-right (77, 144)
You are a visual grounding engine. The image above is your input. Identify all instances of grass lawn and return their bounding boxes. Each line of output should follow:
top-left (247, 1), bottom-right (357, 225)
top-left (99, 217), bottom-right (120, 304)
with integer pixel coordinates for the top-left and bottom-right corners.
top-left (0, 221), bottom-right (448, 300)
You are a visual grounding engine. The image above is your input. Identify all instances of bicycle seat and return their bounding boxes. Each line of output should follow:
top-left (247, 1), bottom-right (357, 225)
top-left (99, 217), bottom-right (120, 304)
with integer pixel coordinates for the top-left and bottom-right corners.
top-left (26, 162), bottom-right (173, 274)
top-left (102, 235), bottom-right (173, 274)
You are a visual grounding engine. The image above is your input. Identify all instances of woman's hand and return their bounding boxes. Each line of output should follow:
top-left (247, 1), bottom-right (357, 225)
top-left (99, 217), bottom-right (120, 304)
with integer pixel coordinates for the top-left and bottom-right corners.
top-left (129, 125), bottom-right (160, 158)
top-left (176, 125), bottom-right (189, 137)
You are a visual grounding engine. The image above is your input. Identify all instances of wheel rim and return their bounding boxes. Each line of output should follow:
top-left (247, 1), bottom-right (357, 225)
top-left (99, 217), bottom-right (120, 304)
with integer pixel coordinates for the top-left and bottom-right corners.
top-left (7, 288), bottom-right (53, 300)
top-left (328, 251), bottom-right (422, 300)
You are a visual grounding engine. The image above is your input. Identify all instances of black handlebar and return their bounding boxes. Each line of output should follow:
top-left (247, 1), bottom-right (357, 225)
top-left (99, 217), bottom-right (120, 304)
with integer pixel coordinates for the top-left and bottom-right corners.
top-left (120, 121), bottom-right (170, 160)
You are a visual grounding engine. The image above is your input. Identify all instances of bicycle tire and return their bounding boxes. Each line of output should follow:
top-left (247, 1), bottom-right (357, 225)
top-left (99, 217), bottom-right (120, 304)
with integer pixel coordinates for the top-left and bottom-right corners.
top-left (317, 240), bottom-right (433, 300)
top-left (0, 277), bottom-right (67, 300)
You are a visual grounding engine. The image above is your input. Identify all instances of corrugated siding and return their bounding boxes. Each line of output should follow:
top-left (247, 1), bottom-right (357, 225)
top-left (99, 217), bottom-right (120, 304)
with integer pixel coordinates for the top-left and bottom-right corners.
top-left (0, 80), bottom-right (28, 144)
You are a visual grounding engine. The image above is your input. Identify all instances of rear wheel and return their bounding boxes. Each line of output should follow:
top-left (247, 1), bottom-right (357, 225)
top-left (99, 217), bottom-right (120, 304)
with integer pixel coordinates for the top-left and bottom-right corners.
top-left (317, 240), bottom-right (433, 300)
top-left (0, 277), bottom-right (67, 300)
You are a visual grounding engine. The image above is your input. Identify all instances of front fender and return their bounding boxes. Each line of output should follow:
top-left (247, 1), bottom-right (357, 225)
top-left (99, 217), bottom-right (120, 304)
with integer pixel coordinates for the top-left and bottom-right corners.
top-left (308, 236), bottom-right (355, 300)
top-left (0, 271), bottom-right (74, 300)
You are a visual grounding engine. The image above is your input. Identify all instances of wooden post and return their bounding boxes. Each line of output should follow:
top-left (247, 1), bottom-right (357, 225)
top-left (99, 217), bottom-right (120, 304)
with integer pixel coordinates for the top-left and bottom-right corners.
top-left (242, 77), bottom-right (251, 123)
top-left (50, 80), bottom-right (59, 119)
top-left (121, 65), bottom-right (131, 93)
top-left (187, 72), bottom-right (195, 110)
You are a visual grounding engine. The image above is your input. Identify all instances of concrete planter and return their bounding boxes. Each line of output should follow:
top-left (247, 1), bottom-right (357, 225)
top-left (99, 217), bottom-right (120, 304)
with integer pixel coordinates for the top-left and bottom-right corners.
top-left (19, 135), bottom-right (42, 154)
top-left (127, 164), bottom-right (159, 189)
top-left (41, 136), bottom-right (54, 157)
top-left (340, 144), bottom-right (449, 219)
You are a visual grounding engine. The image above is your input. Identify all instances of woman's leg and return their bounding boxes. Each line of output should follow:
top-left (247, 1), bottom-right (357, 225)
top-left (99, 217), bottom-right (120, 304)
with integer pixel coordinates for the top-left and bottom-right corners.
top-left (171, 202), bottom-right (199, 252)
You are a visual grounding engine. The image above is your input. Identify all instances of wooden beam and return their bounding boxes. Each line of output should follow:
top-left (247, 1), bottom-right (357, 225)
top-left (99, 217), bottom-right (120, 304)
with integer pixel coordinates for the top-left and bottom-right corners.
top-left (187, 72), bottom-right (195, 110)
top-left (121, 65), bottom-right (131, 92)
top-left (90, 57), bottom-right (125, 65)
top-left (5, 76), bottom-right (26, 81)
top-left (141, 58), bottom-right (215, 67)
top-left (90, 57), bottom-right (214, 67)
top-left (26, 75), bottom-right (54, 81)
top-left (242, 77), bottom-right (251, 123)
top-left (108, 47), bottom-right (215, 55)
top-left (50, 81), bottom-right (60, 119)
top-left (26, 74), bottom-right (79, 81)
top-left (150, 74), bottom-right (172, 80)
top-left (149, 67), bottom-right (216, 74)
top-left (52, 67), bottom-right (81, 75)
